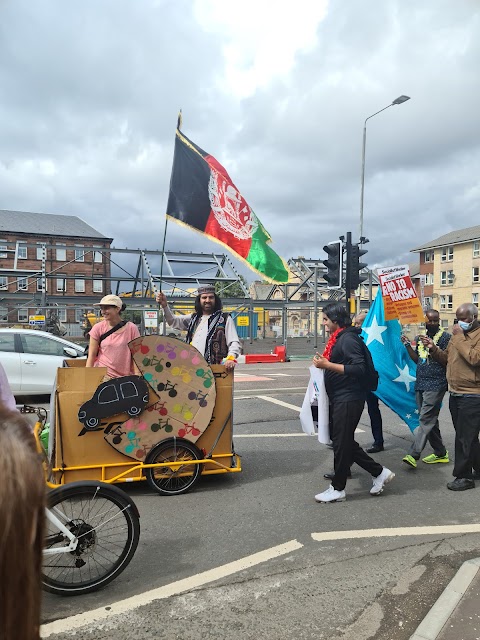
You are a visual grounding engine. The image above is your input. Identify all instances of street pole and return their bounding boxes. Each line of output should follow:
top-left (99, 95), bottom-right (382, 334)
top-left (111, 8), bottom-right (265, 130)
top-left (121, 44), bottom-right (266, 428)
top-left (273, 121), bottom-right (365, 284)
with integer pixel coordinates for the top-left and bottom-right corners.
top-left (313, 265), bottom-right (318, 349)
top-left (359, 95), bottom-right (411, 241)
top-left (345, 232), bottom-right (352, 315)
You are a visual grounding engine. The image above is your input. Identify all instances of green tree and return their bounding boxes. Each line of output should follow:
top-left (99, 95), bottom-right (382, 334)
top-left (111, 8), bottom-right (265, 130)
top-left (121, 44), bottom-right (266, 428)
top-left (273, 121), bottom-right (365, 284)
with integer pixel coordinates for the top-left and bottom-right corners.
top-left (215, 276), bottom-right (249, 298)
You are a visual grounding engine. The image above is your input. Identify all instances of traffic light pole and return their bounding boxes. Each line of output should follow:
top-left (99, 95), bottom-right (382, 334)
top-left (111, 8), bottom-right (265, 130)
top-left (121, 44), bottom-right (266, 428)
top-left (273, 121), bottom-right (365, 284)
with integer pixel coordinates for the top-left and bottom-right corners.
top-left (345, 231), bottom-right (352, 314)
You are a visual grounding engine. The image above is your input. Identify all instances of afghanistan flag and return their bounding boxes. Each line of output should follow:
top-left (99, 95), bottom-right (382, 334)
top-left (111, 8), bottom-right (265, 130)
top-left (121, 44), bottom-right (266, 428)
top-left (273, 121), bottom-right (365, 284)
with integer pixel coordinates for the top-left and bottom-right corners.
top-left (167, 128), bottom-right (290, 284)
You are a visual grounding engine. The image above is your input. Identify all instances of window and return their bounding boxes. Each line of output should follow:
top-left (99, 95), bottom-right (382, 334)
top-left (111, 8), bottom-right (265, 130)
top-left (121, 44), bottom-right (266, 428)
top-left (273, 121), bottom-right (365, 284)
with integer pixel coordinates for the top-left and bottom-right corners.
top-left (93, 245), bottom-right (103, 263)
top-left (57, 308), bottom-right (67, 322)
top-left (120, 381), bottom-right (138, 399)
top-left (440, 295), bottom-right (453, 310)
top-left (18, 277), bottom-right (28, 291)
top-left (37, 278), bottom-right (47, 292)
top-left (441, 320), bottom-right (449, 329)
top-left (36, 244), bottom-right (45, 260)
top-left (474, 241), bottom-right (480, 258)
top-left (473, 267), bottom-right (480, 283)
top-left (74, 245), bottom-right (85, 262)
top-left (423, 296), bottom-right (432, 309)
top-left (75, 308), bottom-right (84, 323)
top-left (93, 279), bottom-right (103, 293)
top-left (441, 246), bottom-right (453, 262)
top-left (56, 244), bottom-right (66, 261)
top-left (17, 242), bottom-right (27, 259)
top-left (440, 270), bottom-right (454, 286)
top-left (57, 278), bottom-right (66, 292)
top-left (472, 293), bottom-right (479, 305)
top-left (20, 334), bottom-right (68, 357)
top-left (98, 384), bottom-right (119, 404)
top-left (17, 309), bottom-right (28, 323)
top-left (424, 273), bottom-right (434, 285)
top-left (0, 307), bottom-right (8, 322)
top-left (0, 240), bottom-right (7, 259)
top-left (0, 332), bottom-right (15, 351)
top-left (75, 277), bottom-right (85, 293)
top-left (424, 250), bottom-right (434, 263)
top-left (0, 276), bottom-right (7, 290)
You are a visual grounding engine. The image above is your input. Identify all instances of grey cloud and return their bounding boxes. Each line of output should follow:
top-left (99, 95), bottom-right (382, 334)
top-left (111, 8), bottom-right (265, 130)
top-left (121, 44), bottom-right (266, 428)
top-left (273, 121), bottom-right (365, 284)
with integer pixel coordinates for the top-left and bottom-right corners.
top-left (1, 0), bottom-right (479, 279)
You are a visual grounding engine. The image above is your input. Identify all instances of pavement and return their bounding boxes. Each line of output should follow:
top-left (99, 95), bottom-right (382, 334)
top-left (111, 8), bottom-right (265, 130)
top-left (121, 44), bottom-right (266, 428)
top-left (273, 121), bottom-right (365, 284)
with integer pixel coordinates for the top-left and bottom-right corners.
top-left (411, 557), bottom-right (480, 640)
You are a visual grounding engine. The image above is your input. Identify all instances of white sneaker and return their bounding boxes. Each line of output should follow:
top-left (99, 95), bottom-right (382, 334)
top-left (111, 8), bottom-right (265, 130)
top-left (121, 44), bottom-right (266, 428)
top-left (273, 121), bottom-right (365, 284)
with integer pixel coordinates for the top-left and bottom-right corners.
top-left (315, 484), bottom-right (346, 503)
top-left (370, 467), bottom-right (395, 495)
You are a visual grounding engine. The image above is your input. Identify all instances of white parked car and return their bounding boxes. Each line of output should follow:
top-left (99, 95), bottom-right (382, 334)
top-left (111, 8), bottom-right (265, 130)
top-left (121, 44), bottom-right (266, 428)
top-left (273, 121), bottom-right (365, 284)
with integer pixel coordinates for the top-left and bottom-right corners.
top-left (0, 328), bottom-right (86, 396)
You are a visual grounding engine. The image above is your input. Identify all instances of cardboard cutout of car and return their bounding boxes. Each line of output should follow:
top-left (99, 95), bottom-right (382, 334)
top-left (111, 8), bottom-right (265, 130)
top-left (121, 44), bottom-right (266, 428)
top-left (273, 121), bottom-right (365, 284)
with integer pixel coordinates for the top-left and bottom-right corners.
top-left (78, 375), bottom-right (150, 430)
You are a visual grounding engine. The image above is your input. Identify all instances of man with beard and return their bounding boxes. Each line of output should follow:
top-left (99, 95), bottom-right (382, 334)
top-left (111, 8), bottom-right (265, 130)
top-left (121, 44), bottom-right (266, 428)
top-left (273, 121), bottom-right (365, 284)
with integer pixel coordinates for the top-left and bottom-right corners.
top-left (401, 309), bottom-right (451, 469)
top-left (156, 285), bottom-right (240, 371)
top-left (421, 303), bottom-right (480, 491)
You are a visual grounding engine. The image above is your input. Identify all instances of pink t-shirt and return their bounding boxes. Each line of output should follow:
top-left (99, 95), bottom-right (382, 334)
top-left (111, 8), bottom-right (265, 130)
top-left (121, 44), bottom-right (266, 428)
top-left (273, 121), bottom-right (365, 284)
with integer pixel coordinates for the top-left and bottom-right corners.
top-left (90, 321), bottom-right (140, 378)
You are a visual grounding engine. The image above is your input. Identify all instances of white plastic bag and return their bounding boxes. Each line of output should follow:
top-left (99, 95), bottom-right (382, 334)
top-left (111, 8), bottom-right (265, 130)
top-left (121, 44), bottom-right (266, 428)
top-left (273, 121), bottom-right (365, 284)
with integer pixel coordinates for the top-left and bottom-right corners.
top-left (299, 366), bottom-right (330, 444)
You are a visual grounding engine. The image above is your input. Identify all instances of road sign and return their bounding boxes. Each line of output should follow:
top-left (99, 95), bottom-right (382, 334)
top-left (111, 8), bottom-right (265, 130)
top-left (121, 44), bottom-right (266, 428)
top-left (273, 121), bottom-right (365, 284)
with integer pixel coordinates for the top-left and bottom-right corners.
top-left (29, 315), bottom-right (46, 326)
top-left (144, 310), bottom-right (158, 328)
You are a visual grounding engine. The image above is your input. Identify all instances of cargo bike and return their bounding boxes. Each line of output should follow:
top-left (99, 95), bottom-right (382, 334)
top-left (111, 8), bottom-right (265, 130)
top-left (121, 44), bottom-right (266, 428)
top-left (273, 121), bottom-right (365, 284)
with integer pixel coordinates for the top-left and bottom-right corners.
top-left (46, 335), bottom-right (241, 497)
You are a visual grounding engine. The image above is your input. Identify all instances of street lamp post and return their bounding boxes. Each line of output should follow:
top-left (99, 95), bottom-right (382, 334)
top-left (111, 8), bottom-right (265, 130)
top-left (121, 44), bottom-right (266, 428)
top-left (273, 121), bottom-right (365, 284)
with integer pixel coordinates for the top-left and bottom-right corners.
top-left (359, 95), bottom-right (410, 241)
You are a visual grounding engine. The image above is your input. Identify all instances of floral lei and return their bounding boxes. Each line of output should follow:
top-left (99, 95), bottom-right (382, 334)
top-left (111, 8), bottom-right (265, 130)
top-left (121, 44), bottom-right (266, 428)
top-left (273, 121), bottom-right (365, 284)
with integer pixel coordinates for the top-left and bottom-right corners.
top-left (417, 327), bottom-right (444, 360)
top-left (322, 328), bottom-right (343, 361)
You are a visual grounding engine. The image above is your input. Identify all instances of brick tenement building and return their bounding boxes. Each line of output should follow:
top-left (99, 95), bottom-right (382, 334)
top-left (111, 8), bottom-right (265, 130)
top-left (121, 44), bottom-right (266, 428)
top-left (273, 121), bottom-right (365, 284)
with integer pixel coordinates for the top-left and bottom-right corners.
top-left (411, 224), bottom-right (480, 328)
top-left (0, 209), bottom-right (113, 325)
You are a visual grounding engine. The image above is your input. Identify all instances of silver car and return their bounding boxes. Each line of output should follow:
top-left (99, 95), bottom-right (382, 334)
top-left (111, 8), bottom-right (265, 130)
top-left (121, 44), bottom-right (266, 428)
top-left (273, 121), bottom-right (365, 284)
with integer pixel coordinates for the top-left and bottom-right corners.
top-left (0, 328), bottom-right (85, 396)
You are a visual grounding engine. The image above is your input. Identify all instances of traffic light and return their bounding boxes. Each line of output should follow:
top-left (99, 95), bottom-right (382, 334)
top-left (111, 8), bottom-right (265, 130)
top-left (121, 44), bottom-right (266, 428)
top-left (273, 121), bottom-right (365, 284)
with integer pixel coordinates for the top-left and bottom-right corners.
top-left (322, 240), bottom-right (343, 289)
top-left (349, 243), bottom-right (368, 289)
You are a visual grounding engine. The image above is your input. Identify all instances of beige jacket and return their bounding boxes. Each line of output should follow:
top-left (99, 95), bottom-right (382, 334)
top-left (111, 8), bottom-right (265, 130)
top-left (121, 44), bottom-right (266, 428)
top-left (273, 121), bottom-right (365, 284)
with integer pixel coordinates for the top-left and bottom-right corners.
top-left (430, 325), bottom-right (480, 394)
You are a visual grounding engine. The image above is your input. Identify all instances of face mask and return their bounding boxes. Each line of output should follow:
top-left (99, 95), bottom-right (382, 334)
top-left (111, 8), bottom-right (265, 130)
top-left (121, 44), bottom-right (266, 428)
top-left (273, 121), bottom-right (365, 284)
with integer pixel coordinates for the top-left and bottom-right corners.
top-left (425, 323), bottom-right (439, 334)
top-left (458, 320), bottom-right (473, 331)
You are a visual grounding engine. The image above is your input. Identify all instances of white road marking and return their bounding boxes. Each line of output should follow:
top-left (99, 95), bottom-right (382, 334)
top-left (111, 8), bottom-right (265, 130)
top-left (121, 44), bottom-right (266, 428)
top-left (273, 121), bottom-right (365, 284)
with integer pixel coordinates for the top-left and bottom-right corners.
top-left (41, 539), bottom-right (304, 638)
top-left (257, 395), bottom-right (302, 412)
top-left (235, 429), bottom-right (364, 437)
top-left (235, 433), bottom-right (315, 438)
top-left (236, 394), bottom-right (365, 433)
top-left (235, 386), bottom-right (306, 394)
top-left (263, 373), bottom-right (291, 376)
top-left (311, 524), bottom-right (480, 542)
top-left (235, 394), bottom-right (304, 400)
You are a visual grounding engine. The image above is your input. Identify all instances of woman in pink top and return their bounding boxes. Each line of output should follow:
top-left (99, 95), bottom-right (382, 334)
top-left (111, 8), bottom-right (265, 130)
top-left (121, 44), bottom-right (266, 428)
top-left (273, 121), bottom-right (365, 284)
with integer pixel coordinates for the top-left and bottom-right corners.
top-left (86, 295), bottom-right (140, 378)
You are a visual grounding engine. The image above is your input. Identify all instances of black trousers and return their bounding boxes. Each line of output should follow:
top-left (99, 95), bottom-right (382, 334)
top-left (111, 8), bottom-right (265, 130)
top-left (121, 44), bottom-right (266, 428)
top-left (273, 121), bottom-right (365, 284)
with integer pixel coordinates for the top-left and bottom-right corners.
top-left (449, 394), bottom-right (480, 480)
top-left (330, 399), bottom-right (383, 491)
top-left (366, 392), bottom-right (383, 446)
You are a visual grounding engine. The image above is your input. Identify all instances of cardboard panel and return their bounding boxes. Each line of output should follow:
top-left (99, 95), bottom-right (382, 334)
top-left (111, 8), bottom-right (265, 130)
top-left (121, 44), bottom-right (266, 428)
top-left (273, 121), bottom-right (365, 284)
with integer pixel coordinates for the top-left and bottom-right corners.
top-left (197, 366), bottom-right (235, 471)
top-left (53, 359), bottom-right (233, 483)
top-left (54, 365), bottom-right (146, 483)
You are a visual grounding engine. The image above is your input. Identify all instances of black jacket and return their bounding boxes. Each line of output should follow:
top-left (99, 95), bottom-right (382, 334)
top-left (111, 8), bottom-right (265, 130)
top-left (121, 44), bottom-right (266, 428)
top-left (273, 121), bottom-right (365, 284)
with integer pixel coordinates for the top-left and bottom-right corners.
top-left (324, 327), bottom-right (367, 402)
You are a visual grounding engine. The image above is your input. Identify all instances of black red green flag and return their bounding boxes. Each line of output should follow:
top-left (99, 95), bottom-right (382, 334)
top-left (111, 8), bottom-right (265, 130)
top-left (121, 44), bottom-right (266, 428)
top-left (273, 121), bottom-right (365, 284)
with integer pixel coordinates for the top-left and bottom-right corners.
top-left (167, 128), bottom-right (290, 284)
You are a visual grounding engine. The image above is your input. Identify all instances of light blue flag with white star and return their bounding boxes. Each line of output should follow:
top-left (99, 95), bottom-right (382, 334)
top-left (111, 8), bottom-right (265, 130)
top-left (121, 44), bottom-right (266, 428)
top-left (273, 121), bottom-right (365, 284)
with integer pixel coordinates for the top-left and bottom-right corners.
top-left (362, 289), bottom-right (419, 432)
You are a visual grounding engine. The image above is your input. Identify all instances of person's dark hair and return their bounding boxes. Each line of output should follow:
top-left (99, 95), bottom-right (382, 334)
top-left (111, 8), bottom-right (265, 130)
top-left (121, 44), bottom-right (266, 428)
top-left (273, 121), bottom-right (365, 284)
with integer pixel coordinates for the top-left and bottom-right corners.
top-left (120, 303), bottom-right (127, 313)
top-left (194, 293), bottom-right (223, 314)
top-left (0, 409), bottom-right (45, 640)
top-left (323, 302), bottom-right (352, 328)
top-left (425, 308), bottom-right (439, 319)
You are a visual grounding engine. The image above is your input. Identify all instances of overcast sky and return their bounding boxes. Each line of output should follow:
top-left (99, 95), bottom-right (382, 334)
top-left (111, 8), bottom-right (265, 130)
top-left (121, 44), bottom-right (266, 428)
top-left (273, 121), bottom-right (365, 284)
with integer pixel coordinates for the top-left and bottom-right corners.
top-left (1, 0), bottom-right (479, 280)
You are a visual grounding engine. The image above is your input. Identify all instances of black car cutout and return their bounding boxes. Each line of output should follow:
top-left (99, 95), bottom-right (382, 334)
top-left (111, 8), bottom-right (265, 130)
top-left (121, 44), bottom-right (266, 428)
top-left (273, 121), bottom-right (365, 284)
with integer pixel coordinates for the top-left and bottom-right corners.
top-left (78, 375), bottom-right (150, 430)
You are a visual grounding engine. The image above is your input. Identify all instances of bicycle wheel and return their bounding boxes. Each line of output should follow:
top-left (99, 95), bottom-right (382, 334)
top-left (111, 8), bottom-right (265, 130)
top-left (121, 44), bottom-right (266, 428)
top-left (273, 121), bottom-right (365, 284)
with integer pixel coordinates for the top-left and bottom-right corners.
top-left (145, 438), bottom-right (203, 496)
top-left (43, 481), bottom-right (140, 596)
